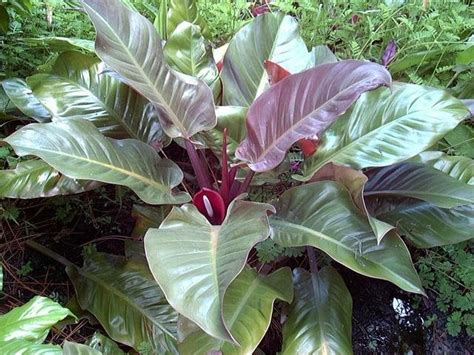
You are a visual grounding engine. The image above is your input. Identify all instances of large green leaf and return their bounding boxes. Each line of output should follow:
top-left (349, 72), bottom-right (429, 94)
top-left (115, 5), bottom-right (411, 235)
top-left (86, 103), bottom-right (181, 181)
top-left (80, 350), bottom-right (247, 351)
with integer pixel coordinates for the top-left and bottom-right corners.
top-left (270, 181), bottom-right (424, 294)
top-left (221, 13), bottom-right (310, 106)
top-left (22, 37), bottom-right (95, 53)
top-left (412, 151), bottom-right (473, 185)
top-left (0, 296), bottom-right (72, 343)
top-left (28, 51), bottom-right (168, 145)
top-left (166, 0), bottom-right (210, 39)
top-left (144, 199), bottom-right (274, 342)
top-left (310, 163), bottom-right (394, 243)
top-left (66, 252), bottom-right (178, 354)
top-left (164, 21), bottom-right (220, 95)
top-left (300, 83), bottom-right (470, 180)
top-left (281, 267), bottom-right (352, 355)
top-left (371, 198), bottom-right (474, 248)
top-left (365, 162), bottom-right (474, 208)
top-left (178, 267), bottom-right (293, 354)
top-left (1, 78), bottom-right (52, 122)
top-left (0, 340), bottom-right (62, 355)
top-left (3, 119), bottom-right (189, 205)
top-left (82, 0), bottom-right (216, 139)
top-left (0, 160), bottom-right (100, 199)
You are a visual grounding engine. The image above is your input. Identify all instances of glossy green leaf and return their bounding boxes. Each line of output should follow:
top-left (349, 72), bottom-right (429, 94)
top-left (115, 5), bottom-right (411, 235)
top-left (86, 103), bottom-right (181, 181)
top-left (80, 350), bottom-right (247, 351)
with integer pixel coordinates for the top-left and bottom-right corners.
top-left (22, 37), bottom-right (95, 53)
top-left (145, 199), bottom-right (275, 342)
top-left (1, 78), bottom-right (52, 122)
top-left (0, 296), bottom-right (72, 343)
top-left (178, 267), bottom-right (293, 354)
top-left (166, 0), bottom-right (210, 39)
top-left (365, 162), bottom-right (474, 208)
top-left (270, 181), bottom-right (424, 294)
top-left (0, 340), bottom-right (62, 355)
top-left (164, 22), bottom-right (220, 94)
top-left (300, 84), bottom-right (470, 180)
top-left (87, 332), bottom-right (125, 355)
top-left (3, 119), bottom-right (189, 205)
top-left (411, 151), bottom-right (473, 185)
top-left (281, 267), bottom-right (352, 355)
top-left (0, 160), bottom-right (100, 199)
top-left (63, 341), bottom-right (102, 355)
top-left (372, 198), bottom-right (474, 248)
top-left (221, 13), bottom-right (310, 106)
top-left (82, 0), bottom-right (216, 139)
top-left (66, 251), bottom-right (178, 353)
top-left (311, 163), bottom-right (393, 243)
top-left (28, 51), bottom-right (169, 145)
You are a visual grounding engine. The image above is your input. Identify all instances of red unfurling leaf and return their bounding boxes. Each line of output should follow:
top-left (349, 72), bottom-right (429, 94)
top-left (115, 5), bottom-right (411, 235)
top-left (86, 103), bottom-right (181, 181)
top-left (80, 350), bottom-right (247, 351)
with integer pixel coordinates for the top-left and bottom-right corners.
top-left (264, 60), bottom-right (291, 85)
top-left (251, 3), bottom-right (270, 17)
top-left (298, 138), bottom-right (320, 157)
top-left (216, 59), bottom-right (224, 72)
top-left (193, 188), bottom-right (226, 225)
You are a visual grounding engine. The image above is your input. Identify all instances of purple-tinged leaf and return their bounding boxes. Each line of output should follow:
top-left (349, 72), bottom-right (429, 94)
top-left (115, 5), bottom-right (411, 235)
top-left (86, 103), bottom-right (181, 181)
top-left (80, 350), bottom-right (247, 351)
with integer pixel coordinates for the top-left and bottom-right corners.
top-left (81, 0), bottom-right (216, 139)
top-left (381, 40), bottom-right (397, 67)
top-left (235, 60), bottom-right (392, 172)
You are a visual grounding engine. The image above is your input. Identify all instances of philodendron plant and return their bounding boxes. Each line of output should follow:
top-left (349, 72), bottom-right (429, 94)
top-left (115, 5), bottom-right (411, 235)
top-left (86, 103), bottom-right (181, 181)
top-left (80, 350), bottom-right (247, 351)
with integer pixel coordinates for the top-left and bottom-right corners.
top-left (1, 0), bottom-right (473, 353)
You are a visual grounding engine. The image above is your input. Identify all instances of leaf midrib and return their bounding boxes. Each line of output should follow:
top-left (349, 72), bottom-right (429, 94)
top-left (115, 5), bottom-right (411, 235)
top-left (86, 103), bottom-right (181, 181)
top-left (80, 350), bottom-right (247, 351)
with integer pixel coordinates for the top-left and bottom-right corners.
top-left (10, 145), bottom-right (169, 193)
top-left (271, 219), bottom-right (422, 293)
top-left (75, 266), bottom-right (177, 339)
top-left (84, 2), bottom-right (188, 137)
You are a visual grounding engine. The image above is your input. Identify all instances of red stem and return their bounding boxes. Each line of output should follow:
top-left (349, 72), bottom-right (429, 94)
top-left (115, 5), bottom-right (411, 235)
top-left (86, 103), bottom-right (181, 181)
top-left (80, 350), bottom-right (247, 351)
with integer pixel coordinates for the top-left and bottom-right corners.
top-left (220, 128), bottom-right (230, 205)
top-left (184, 139), bottom-right (212, 189)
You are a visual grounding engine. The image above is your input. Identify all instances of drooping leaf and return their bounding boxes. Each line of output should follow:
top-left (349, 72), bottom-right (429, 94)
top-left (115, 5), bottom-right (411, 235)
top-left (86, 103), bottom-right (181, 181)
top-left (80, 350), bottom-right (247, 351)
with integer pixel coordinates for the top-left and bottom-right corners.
top-left (66, 252), bottom-right (178, 354)
top-left (87, 332), bottom-right (125, 355)
top-left (166, 0), bottom-right (210, 39)
top-left (178, 267), bottom-right (293, 354)
top-left (0, 340), bottom-right (62, 355)
top-left (221, 13), bottom-right (311, 106)
top-left (63, 341), bottom-right (102, 355)
top-left (411, 151), bottom-right (473, 185)
top-left (270, 181), bottom-right (424, 294)
top-left (365, 162), bottom-right (474, 208)
top-left (164, 21), bottom-right (220, 95)
top-left (144, 200), bottom-right (275, 342)
top-left (28, 51), bottom-right (169, 145)
top-left (281, 267), bottom-right (353, 355)
top-left (371, 198), bottom-right (474, 248)
top-left (300, 83), bottom-right (470, 180)
top-left (236, 60), bottom-right (392, 172)
top-left (0, 296), bottom-right (73, 343)
top-left (82, 0), bottom-right (216, 139)
top-left (1, 78), bottom-right (52, 122)
top-left (311, 163), bottom-right (393, 243)
top-left (0, 159), bottom-right (100, 199)
top-left (3, 119), bottom-right (189, 205)
top-left (22, 37), bottom-right (95, 53)
top-left (200, 106), bottom-right (248, 160)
